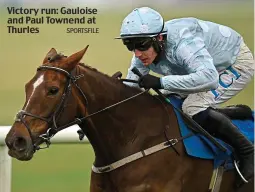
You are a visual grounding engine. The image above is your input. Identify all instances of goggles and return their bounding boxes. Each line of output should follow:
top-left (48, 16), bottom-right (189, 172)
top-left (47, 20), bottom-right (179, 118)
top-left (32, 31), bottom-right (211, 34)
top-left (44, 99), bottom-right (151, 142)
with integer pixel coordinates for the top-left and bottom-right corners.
top-left (122, 38), bottom-right (153, 52)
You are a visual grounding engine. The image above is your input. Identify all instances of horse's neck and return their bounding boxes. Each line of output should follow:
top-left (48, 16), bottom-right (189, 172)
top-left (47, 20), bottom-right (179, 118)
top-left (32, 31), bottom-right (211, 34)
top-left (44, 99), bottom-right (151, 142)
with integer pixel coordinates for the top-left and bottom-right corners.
top-left (76, 65), bottom-right (178, 166)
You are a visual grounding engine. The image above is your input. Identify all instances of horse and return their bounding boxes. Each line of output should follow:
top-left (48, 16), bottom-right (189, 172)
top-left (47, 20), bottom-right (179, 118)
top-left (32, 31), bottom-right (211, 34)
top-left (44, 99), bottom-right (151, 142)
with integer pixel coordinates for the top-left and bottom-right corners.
top-left (5, 46), bottom-right (254, 192)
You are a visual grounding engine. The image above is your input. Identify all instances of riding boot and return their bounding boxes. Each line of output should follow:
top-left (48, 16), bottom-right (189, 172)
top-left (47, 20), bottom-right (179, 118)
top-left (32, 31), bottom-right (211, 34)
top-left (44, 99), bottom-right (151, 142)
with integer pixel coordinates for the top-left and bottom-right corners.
top-left (216, 104), bottom-right (253, 120)
top-left (193, 108), bottom-right (254, 187)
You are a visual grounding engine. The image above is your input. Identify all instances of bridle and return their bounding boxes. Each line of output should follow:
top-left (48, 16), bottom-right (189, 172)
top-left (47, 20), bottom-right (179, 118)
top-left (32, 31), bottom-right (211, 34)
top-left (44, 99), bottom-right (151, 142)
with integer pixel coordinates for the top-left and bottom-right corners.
top-left (15, 65), bottom-right (148, 152)
top-left (15, 65), bottom-right (85, 151)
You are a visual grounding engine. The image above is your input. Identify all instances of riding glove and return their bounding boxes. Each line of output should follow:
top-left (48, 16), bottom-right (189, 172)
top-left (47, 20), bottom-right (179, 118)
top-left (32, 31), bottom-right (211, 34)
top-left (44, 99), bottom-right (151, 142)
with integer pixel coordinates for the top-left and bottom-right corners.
top-left (138, 74), bottom-right (162, 89)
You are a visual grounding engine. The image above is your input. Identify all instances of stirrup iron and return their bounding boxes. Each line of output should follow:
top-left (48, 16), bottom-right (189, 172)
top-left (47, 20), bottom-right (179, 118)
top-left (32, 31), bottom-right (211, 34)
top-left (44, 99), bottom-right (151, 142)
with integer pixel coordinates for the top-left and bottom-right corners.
top-left (234, 160), bottom-right (249, 183)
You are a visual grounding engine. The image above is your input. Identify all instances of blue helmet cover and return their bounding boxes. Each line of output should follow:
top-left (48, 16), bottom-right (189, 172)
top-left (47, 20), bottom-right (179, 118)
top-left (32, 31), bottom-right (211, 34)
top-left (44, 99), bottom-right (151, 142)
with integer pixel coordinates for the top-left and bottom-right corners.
top-left (117, 7), bottom-right (167, 39)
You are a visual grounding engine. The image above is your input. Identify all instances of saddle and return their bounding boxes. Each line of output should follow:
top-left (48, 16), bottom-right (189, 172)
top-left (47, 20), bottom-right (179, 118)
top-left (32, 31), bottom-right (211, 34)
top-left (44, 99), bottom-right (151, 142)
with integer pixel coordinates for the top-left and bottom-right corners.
top-left (169, 95), bottom-right (254, 168)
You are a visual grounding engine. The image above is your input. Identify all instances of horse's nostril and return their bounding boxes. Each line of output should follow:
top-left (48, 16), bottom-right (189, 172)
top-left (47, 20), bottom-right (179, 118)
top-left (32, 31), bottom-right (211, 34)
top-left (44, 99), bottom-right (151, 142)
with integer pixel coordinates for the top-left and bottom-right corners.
top-left (13, 137), bottom-right (27, 152)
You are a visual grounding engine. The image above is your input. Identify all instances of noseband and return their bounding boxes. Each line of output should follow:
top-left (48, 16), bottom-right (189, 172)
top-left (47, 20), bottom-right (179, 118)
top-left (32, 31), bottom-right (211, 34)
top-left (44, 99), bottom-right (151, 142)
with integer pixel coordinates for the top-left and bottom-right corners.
top-left (15, 65), bottom-right (147, 152)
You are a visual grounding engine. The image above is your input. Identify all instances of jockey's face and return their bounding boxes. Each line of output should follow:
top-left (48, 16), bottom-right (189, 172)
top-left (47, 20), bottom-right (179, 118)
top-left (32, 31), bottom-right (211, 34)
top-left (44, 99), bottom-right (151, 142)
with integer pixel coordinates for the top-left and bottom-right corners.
top-left (123, 35), bottom-right (163, 66)
top-left (134, 46), bottom-right (157, 66)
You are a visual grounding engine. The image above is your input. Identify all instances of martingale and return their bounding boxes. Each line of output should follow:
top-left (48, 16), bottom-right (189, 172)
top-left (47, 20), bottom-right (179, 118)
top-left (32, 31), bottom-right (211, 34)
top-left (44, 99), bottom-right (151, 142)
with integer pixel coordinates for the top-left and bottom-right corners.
top-left (60, 7), bottom-right (98, 14)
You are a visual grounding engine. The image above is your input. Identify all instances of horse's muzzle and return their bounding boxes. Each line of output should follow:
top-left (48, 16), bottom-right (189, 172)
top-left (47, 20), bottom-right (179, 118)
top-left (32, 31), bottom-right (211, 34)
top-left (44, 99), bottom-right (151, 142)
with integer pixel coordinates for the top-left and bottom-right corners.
top-left (8, 148), bottom-right (34, 161)
top-left (5, 134), bottom-right (34, 161)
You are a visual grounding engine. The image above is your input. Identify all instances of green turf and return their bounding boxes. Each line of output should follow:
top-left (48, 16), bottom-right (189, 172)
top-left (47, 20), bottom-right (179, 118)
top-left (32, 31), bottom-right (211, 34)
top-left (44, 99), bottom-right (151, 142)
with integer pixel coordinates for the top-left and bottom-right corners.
top-left (12, 144), bottom-right (94, 192)
top-left (0, 3), bottom-right (254, 192)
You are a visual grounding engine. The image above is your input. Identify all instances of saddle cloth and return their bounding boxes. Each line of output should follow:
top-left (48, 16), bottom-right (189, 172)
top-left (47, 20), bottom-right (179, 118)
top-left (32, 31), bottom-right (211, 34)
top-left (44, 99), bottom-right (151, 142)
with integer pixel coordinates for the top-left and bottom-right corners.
top-left (169, 96), bottom-right (254, 169)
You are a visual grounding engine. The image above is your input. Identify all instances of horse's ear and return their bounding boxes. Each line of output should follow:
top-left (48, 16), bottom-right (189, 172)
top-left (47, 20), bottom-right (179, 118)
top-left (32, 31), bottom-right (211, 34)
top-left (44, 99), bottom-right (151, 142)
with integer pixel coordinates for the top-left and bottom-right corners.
top-left (64, 45), bottom-right (89, 71)
top-left (42, 48), bottom-right (58, 64)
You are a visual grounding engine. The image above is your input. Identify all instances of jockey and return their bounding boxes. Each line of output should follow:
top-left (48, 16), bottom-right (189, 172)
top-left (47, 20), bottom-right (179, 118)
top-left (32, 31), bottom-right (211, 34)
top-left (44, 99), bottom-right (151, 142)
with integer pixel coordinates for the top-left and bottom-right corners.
top-left (116, 7), bottom-right (254, 186)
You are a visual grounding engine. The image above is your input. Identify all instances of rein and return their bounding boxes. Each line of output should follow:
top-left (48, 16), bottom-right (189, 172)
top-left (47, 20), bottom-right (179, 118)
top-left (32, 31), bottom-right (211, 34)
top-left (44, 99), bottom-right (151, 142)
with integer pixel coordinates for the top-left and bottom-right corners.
top-left (15, 65), bottom-right (196, 191)
top-left (15, 65), bottom-right (194, 176)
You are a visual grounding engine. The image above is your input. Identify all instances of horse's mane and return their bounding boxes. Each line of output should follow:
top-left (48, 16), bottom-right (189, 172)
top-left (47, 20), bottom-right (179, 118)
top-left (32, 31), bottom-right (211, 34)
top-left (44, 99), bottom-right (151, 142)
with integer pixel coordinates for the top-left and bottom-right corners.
top-left (76, 63), bottom-right (160, 104)
top-left (50, 53), bottom-right (155, 100)
top-left (78, 62), bottom-right (146, 95)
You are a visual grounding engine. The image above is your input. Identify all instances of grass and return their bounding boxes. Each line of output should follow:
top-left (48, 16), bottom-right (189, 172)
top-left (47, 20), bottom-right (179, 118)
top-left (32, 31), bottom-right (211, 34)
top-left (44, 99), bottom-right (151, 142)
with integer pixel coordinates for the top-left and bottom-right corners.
top-left (0, 3), bottom-right (253, 192)
top-left (12, 144), bottom-right (94, 192)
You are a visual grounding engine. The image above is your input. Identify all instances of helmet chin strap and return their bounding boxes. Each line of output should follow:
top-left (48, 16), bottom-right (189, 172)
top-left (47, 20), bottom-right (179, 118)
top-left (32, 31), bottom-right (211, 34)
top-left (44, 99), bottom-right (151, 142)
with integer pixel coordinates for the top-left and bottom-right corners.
top-left (151, 19), bottom-right (166, 65)
top-left (152, 36), bottom-right (166, 65)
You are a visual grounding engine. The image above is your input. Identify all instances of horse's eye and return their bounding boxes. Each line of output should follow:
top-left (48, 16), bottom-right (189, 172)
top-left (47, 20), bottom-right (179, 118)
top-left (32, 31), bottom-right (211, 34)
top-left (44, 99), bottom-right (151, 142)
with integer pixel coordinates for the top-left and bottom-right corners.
top-left (48, 87), bottom-right (59, 96)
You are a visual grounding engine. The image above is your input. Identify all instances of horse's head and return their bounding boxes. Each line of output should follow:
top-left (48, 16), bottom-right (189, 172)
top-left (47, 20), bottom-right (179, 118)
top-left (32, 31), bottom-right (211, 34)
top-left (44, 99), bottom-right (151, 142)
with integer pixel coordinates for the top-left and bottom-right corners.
top-left (5, 46), bottom-right (89, 160)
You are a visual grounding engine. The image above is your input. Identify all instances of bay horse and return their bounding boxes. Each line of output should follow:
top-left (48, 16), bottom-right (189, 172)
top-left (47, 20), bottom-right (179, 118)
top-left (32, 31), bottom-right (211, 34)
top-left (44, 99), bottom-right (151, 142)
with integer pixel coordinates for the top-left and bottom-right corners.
top-left (5, 46), bottom-right (253, 192)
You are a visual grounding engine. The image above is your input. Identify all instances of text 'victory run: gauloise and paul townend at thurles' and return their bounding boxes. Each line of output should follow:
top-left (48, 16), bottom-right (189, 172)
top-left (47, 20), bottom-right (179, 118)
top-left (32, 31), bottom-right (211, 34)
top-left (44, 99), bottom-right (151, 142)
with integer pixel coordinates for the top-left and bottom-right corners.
top-left (6, 7), bottom-right (99, 34)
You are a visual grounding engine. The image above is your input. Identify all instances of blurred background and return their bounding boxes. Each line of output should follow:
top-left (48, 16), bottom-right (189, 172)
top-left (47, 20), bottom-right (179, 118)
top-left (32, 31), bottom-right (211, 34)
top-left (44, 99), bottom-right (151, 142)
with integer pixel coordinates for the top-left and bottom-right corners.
top-left (0, 0), bottom-right (253, 192)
